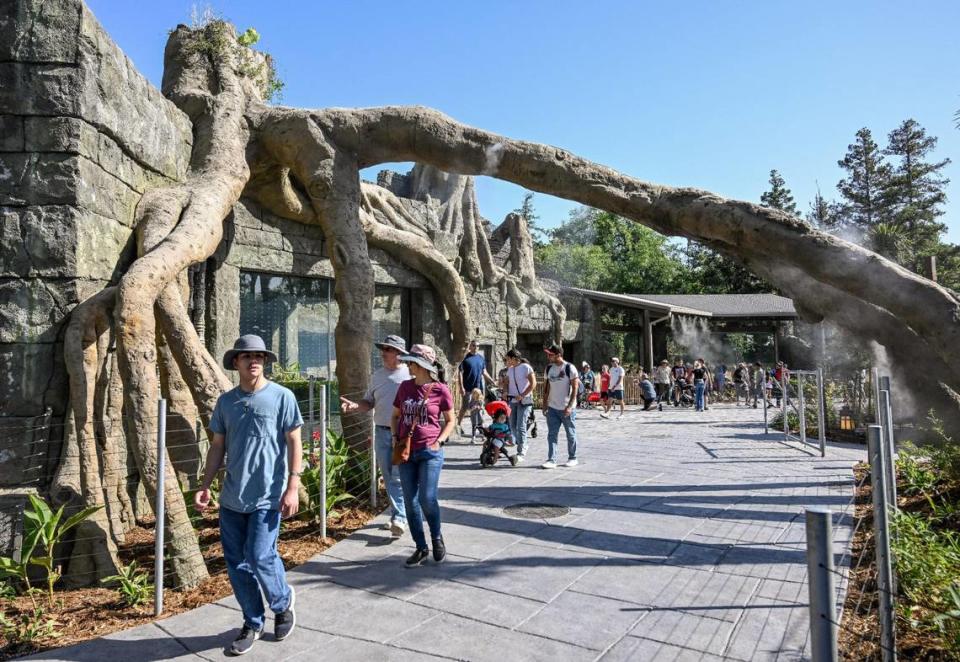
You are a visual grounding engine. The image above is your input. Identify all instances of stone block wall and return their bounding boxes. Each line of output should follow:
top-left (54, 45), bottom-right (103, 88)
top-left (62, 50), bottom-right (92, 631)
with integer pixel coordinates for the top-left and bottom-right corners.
top-left (0, 0), bottom-right (192, 485)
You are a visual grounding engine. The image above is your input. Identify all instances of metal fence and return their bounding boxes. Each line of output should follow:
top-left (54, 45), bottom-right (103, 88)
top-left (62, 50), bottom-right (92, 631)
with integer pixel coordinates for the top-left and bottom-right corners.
top-left (801, 371), bottom-right (955, 661)
top-left (1, 383), bottom-right (382, 617)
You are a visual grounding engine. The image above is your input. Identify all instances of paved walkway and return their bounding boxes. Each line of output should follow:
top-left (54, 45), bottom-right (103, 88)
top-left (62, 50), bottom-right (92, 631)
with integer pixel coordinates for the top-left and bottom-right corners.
top-left (28, 404), bottom-right (864, 661)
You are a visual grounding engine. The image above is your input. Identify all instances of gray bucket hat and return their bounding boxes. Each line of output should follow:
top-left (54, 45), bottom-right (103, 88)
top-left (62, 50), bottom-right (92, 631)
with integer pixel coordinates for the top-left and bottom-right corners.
top-left (222, 334), bottom-right (279, 370)
top-left (374, 334), bottom-right (407, 354)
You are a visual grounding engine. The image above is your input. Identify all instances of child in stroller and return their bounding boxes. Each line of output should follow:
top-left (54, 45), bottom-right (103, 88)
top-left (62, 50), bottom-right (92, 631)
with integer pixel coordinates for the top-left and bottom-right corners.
top-left (486, 386), bottom-right (537, 438)
top-left (479, 401), bottom-right (519, 468)
top-left (673, 379), bottom-right (694, 407)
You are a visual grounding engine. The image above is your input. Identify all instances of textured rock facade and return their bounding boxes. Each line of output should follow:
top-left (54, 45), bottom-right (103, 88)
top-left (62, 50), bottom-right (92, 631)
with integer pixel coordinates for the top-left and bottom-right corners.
top-left (0, 0), bottom-right (192, 484)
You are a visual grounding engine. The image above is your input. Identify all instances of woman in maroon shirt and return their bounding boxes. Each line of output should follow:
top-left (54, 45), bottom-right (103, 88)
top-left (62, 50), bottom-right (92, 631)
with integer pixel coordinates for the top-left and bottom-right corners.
top-left (392, 344), bottom-right (456, 567)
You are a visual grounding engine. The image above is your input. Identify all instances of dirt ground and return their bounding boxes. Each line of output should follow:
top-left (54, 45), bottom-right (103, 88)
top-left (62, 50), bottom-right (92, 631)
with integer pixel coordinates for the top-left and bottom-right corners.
top-left (1, 505), bottom-right (376, 660)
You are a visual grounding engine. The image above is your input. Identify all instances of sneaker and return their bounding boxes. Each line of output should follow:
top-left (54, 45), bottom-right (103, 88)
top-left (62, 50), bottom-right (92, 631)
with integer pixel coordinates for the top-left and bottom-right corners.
top-left (600, 412), bottom-right (609, 419)
top-left (381, 521), bottom-right (393, 531)
top-left (515, 454), bottom-right (525, 464)
top-left (509, 454), bottom-right (519, 466)
top-left (541, 460), bottom-right (557, 469)
top-left (530, 425), bottom-right (538, 438)
top-left (390, 520), bottom-right (406, 538)
top-left (404, 548), bottom-right (430, 568)
top-left (616, 414), bottom-right (623, 420)
top-left (432, 537), bottom-right (446, 563)
top-left (658, 404), bottom-right (663, 411)
top-left (229, 624), bottom-right (263, 656)
top-left (457, 425), bottom-right (466, 437)
top-left (274, 586), bottom-right (296, 641)
top-left (563, 458), bottom-right (578, 467)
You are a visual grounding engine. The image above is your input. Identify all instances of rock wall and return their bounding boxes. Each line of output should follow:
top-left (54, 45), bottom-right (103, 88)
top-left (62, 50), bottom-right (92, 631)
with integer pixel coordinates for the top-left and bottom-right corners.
top-left (0, 0), bottom-right (192, 485)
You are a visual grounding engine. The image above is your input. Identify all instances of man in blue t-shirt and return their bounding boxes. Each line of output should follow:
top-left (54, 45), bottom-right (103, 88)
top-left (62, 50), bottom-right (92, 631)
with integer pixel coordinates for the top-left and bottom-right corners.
top-left (455, 339), bottom-right (494, 435)
top-left (195, 335), bottom-right (303, 656)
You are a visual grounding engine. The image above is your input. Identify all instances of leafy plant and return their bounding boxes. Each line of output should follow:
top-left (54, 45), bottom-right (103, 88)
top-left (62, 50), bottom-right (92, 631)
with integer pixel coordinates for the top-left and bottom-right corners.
top-left (0, 606), bottom-right (59, 644)
top-left (300, 429), bottom-right (355, 520)
top-left (0, 579), bottom-right (16, 599)
top-left (237, 27), bottom-right (260, 47)
top-left (101, 561), bottom-right (154, 608)
top-left (896, 444), bottom-right (939, 495)
top-left (0, 495), bottom-right (103, 604)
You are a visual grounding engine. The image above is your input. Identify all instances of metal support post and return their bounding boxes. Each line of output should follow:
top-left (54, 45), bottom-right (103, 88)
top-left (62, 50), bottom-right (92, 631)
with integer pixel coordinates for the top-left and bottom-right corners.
top-left (369, 416), bottom-right (378, 509)
top-left (817, 368), bottom-right (827, 457)
top-left (154, 398), bottom-right (167, 617)
top-left (879, 390), bottom-right (898, 509)
top-left (868, 425), bottom-right (897, 662)
top-left (781, 372), bottom-right (789, 440)
top-left (798, 373), bottom-right (807, 445)
top-left (763, 377), bottom-right (769, 434)
top-left (806, 508), bottom-right (838, 662)
top-left (871, 367), bottom-right (881, 424)
top-left (308, 376), bottom-right (315, 452)
top-left (319, 384), bottom-right (327, 540)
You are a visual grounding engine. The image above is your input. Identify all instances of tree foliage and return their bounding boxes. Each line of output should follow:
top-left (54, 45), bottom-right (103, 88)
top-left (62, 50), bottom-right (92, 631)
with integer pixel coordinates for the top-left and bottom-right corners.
top-left (760, 169), bottom-right (798, 215)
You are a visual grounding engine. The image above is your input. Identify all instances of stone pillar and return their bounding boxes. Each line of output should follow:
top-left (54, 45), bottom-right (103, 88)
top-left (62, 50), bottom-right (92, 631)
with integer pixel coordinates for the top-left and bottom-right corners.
top-left (642, 309), bottom-right (654, 373)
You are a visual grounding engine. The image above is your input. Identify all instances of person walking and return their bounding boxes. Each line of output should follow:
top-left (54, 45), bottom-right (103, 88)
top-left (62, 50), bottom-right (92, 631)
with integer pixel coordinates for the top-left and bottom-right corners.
top-left (455, 340), bottom-right (494, 436)
top-left (580, 362), bottom-right (595, 408)
top-left (603, 357), bottom-right (626, 419)
top-left (541, 343), bottom-right (580, 469)
top-left (392, 344), bottom-right (455, 567)
top-left (505, 349), bottom-right (536, 462)
top-left (692, 359), bottom-right (708, 412)
top-left (653, 359), bottom-right (671, 411)
top-left (195, 335), bottom-right (302, 656)
top-left (340, 334), bottom-right (410, 538)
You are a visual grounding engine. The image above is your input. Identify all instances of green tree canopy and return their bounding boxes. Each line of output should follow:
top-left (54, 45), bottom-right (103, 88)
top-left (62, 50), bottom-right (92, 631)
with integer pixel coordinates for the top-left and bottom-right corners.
top-left (760, 169), bottom-right (798, 215)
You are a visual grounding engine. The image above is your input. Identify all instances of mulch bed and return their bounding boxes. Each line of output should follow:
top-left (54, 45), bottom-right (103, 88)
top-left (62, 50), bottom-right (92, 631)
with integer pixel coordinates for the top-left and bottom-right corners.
top-left (1, 504), bottom-right (378, 660)
top-left (838, 465), bottom-right (958, 660)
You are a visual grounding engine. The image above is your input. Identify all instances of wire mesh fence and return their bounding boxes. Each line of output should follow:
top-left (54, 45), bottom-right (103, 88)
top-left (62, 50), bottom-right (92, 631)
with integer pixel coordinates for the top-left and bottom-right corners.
top-left (0, 384), bottom-right (385, 613)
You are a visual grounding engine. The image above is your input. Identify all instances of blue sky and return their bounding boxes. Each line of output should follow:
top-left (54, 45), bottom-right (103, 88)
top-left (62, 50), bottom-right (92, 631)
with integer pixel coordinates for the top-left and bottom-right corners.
top-left (88, 1), bottom-right (960, 241)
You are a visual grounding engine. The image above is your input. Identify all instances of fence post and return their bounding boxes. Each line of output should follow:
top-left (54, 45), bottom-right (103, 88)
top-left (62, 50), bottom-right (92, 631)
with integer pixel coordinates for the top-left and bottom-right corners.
top-left (878, 390), bottom-right (898, 510)
top-left (806, 508), bottom-right (838, 662)
top-left (319, 384), bottom-right (327, 540)
top-left (781, 372), bottom-right (789, 440)
top-left (154, 398), bottom-right (167, 618)
top-left (817, 368), bottom-right (827, 458)
top-left (798, 373), bottom-right (808, 445)
top-left (308, 376), bottom-right (315, 452)
top-left (871, 367), bottom-right (881, 424)
top-left (868, 425), bottom-right (897, 661)
top-left (763, 376), bottom-right (769, 434)
top-left (369, 415), bottom-right (378, 509)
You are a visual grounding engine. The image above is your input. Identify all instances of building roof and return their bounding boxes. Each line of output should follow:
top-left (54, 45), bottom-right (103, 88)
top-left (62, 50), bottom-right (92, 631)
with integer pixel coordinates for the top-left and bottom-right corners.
top-left (629, 294), bottom-right (798, 319)
top-left (563, 288), bottom-right (798, 320)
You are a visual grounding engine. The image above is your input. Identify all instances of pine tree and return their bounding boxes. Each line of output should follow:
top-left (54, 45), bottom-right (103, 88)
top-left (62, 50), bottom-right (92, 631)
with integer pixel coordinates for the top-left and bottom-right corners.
top-left (836, 128), bottom-right (892, 229)
top-left (882, 119), bottom-right (950, 261)
top-left (806, 187), bottom-right (841, 232)
top-left (760, 169), bottom-right (798, 214)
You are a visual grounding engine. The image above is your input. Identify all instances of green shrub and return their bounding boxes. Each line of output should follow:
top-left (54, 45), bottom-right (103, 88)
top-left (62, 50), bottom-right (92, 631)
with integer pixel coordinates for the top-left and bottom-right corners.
top-left (896, 443), bottom-right (939, 495)
top-left (0, 606), bottom-right (59, 645)
top-left (301, 429), bottom-right (357, 521)
top-left (101, 561), bottom-right (153, 608)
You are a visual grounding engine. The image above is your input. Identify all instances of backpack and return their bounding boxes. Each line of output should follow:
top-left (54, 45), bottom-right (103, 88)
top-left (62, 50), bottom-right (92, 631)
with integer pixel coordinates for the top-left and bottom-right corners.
top-left (545, 362), bottom-right (578, 391)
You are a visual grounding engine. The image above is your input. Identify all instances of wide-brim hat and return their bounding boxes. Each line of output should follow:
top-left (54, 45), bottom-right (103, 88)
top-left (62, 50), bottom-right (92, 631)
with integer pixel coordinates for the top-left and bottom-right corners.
top-left (222, 334), bottom-right (278, 370)
top-left (398, 343), bottom-right (439, 376)
top-left (374, 334), bottom-right (407, 354)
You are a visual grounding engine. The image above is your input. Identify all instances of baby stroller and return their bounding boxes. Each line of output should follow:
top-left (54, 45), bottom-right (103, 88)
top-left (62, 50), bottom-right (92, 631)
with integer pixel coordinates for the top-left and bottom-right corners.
top-left (480, 401), bottom-right (519, 468)
top-left (673, 380), bottom-right (694, 407)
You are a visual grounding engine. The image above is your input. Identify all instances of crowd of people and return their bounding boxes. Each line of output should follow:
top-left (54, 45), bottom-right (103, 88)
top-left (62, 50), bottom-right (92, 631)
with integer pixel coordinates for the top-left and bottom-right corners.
top-left (199, 330), bottom-right (790, 654)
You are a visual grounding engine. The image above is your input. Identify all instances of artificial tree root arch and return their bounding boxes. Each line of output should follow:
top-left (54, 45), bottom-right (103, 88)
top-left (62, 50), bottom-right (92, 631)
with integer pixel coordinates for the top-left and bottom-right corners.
top-left (62, 21), bottom-right (960, 588)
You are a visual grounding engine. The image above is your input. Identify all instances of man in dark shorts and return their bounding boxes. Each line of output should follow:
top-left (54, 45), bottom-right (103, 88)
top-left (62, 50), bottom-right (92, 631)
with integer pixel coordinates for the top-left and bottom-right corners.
top-left (456, 339), bottom-right (495, 436)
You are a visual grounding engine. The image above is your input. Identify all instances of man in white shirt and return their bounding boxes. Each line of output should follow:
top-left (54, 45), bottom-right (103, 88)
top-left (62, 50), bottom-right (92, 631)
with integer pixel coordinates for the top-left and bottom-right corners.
top-left (541, 343), bottom-right (579, 469)
top-left (340, 335), bottom-right (410, 538)
top-left (505, 349), bottom-right (536, 462)
top-left (602, 357), bottom-right (626, 420)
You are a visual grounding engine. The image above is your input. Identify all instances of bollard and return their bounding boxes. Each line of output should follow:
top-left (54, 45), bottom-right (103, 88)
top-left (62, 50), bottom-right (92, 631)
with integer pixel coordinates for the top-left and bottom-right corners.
top-left (370, 416), bottom-right (378, 509)
top-left (154, 398), bottom-right (167, 617)
top-left (806, 508), bottom-right (838, 662)
top-left (879, 390), bottom-right (898, 510)
top-left (798, 373), bottom-right (808, 445)
top-left (817, 368), bottom-right (827, 457)
top-left (868, 425), bottom-right (897, 662)
top-left (319, 384), bottom-right (327, 540)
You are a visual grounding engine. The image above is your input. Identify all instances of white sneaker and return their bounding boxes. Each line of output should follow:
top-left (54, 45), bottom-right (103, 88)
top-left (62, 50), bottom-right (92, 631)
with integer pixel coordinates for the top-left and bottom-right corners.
top-left (616, 414), bottom-right (623, 420)
top-left (390, 520), bottom-right (406, 538)
top-left (515, 454), bottom-right (525, 464)
top-left (563, 459), bottom-right (578, 467)
top-left (381, 521), bottom-right (393, 531)
top-left (599, 412), bottom-right (609, 419)
top-left (541, 460), bottom-right (557, 469)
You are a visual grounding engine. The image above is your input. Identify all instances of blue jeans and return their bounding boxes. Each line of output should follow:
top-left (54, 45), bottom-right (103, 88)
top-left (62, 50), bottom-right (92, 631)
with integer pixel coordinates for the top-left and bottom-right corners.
top-left (509, 401), bottom-right (532, 455)
top-left (694, 380), bottom-right (706, 411)
top-left (219, 507), bottom-right (292, 631)
top-left (545, 407), bottom-right (577, 463)
top-left (398, 447), bottom-right (444, 550)
top-left (375, 426), bottom-right (406, 524)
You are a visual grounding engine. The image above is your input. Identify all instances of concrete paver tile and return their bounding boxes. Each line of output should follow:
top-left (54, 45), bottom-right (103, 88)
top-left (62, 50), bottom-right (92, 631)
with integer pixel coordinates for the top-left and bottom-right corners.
top-left (516, 590), bottom-right (646, 651)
